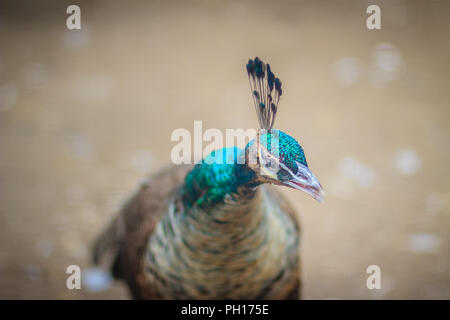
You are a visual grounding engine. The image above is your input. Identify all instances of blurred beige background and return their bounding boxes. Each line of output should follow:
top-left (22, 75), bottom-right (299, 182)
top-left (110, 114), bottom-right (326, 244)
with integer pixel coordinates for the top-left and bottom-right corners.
top-left (0, 0), bottom-right (449, 299)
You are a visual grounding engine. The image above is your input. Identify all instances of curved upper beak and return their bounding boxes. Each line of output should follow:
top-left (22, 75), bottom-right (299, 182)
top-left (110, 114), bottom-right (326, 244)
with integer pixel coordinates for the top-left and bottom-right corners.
top-left (283, 163), bottom-right (325, 202)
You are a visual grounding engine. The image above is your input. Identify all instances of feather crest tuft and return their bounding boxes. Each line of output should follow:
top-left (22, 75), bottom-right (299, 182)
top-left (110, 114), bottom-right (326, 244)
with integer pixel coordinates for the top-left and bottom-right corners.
top-left (246, 57), bottom-right (283, 130)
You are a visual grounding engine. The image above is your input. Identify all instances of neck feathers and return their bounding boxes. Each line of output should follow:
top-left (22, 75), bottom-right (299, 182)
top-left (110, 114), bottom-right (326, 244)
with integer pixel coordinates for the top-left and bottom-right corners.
top-left (145, 186), bottom-right (298, 299)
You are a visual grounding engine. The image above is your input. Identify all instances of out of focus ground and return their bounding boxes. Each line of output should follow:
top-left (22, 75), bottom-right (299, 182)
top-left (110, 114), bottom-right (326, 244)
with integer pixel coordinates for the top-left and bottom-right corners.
top-left (0, 0), bottom-right (449, 299)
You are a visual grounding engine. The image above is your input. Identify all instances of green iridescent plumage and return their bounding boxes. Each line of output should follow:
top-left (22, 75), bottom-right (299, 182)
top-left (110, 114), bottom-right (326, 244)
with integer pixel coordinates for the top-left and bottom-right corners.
top-left (181, 147), bottom-right (257, 210)
top-left (257, 130), bottom-right (308, 172)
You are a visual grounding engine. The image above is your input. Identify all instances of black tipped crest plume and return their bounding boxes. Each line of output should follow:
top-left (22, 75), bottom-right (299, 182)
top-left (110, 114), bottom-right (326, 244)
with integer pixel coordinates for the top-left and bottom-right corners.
top-left (246, 57), bottom-right (282, 130)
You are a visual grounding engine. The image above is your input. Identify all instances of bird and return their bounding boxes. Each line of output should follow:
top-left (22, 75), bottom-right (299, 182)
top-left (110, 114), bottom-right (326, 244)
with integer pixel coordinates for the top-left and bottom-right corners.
top-left (93, 57), bottom-right (324, 299)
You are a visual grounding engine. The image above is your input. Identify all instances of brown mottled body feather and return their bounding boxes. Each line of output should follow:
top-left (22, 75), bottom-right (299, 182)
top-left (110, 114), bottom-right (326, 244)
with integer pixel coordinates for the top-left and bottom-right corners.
top-left (93, 165), bottom-right (301, 299)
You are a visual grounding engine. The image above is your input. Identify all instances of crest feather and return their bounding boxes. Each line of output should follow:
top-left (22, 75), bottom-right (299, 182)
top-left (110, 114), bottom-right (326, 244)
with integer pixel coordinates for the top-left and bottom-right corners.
top-left (246, 57), bottom-right (283, 130)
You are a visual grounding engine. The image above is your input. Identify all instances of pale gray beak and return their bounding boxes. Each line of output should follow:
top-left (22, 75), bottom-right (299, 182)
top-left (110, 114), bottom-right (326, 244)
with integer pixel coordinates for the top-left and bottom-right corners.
top-left (282, 162), bottom-right (325, 202)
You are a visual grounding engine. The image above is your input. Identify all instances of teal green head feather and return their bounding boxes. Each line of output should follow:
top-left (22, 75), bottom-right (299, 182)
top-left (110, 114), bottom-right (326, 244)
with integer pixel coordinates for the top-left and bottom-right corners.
top-left (244, 128), bottom-right (323, 202)
top-left (182, 57), bottom-right (324, 209)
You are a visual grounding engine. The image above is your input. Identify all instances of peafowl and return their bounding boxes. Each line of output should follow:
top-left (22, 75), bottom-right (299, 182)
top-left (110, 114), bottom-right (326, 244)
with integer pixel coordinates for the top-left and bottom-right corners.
top-left (93, 57), bottom-right (324, 299)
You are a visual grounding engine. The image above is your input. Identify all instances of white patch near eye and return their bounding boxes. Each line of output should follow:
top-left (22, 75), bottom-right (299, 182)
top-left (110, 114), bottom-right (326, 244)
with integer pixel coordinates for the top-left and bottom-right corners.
top-left (279, 162), bottom-right (296, 177)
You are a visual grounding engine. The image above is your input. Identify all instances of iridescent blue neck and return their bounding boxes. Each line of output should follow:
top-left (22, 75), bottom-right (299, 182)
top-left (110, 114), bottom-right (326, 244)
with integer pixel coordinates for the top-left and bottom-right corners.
top-left (181, 147), bottom-right (260, 210)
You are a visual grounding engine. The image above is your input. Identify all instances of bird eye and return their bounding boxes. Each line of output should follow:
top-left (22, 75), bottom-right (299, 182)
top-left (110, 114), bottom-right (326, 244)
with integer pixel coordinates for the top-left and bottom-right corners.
top-left (277, 169), bottom-right (291, 181)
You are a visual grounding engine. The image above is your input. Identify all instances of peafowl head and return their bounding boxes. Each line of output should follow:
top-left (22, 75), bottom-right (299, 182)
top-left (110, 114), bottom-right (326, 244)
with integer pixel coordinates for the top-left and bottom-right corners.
top-left (244, 57), bottom-right (324, 202)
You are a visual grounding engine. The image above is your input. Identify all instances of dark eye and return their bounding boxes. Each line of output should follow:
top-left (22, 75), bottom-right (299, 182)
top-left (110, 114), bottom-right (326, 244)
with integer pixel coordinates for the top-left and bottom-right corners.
top-left (277, 169), bottom-right (290, 181)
